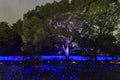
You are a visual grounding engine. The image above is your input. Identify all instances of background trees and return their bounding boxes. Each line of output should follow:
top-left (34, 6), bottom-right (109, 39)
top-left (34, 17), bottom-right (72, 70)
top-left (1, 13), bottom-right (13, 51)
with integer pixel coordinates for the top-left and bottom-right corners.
top-left (0, 22), bottom-right (22, 55)
top-left (12, 0), bottom-right (120, 56)
top-left (19, 16), bottom-right (55, 55)
top-left (88, 2), bottom-right (120, 56)
top-left (0, 0), bottom-right (120, 56)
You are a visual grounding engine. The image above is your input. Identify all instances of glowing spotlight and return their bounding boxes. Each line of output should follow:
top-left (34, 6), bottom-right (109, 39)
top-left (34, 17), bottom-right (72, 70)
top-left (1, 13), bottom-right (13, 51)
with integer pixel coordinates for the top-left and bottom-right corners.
top-left (110, 61), bottom-right (114, 64)
top-left (48, 61), bottom-right (50, 63)
top-left (11, 62), bottom-right (13, 64)
top-left (115, 61), bottom-right (120, 64)
top-left (101, 61), bottom-right (104, 64)
top-left (0, 62), bottom-right (3, 64)
top-left (60, 61), bottom-right (63, 63)
top-left (20, 61), bottom-right (22, 64)
top-left (71, 61), bottom-right (77, 64)
top-left (110, 61), bottom-right (120, 64)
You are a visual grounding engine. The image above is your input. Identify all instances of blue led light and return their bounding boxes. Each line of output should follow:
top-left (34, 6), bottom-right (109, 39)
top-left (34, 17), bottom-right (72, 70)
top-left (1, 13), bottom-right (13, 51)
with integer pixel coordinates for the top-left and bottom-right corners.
top-left (117, 57), bottom-right (120, 60)
top-left (70, 56), bottom-right (88, 61)
top-left (0, 56), bottom-right (23, 61)
top-left (0, 56), bottom-right (119, 62)
top-left (97, 56), bottom-right (106, 61)
top-left (106, 57), bottom-right (112, 60)
top-left (41, 56), bottom-right (66, 61)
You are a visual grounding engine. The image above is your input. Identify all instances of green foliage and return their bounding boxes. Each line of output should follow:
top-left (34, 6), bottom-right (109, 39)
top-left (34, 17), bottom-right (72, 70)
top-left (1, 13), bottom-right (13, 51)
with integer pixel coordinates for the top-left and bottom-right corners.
top-left (0, 22), bottom-right (16, 43)
top-left (0, 22), bottom-right (22, 55)
top-left (21, 14), bottom-right (55, 53)
top-left (90, 3), bottom-right (120, 35)
top-left (12, 19), bottom-right (23, 36)
top-left (3, 0), bottom-right (119, 55)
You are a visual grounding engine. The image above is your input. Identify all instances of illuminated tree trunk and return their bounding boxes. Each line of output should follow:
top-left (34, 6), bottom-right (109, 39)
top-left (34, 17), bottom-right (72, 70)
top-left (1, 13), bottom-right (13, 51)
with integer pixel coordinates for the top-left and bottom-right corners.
top-left (62, 45), bottom-right (69, 60)
top-left (65, 45), bottom-right (69, 60)
top-left (66, 39), bottom-right (70, 61)
top-left (62, 37), bottom-right (72, 61)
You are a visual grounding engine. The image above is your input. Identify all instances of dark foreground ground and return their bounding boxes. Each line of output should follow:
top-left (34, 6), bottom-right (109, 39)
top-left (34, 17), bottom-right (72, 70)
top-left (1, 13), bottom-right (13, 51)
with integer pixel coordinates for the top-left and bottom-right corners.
top-left (0, 61), bottom-right (120, 80)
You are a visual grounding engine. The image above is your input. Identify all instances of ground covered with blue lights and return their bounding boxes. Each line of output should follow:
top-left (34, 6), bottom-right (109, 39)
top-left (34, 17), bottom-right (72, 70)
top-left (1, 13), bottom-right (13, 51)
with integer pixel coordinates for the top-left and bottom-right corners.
top-left (0, 56), bottom-right (120, 80)
top-left (0, 63), bottom-right (23, 80)
top-left (24, 61), bottom-right (120, 80)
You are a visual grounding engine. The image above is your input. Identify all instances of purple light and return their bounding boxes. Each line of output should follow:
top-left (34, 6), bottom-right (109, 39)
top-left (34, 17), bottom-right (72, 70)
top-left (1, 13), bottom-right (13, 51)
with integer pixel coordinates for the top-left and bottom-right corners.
top-left (41, 56), bottom-right (66, 61)
top-left (97, 56), bottom-right (107, 61)
top-left (0, 56), bottom-right (23, 61)
top-left (69, 56), bottom-right (88, 61)
top-left (0, 56), bottom-right (119, 61)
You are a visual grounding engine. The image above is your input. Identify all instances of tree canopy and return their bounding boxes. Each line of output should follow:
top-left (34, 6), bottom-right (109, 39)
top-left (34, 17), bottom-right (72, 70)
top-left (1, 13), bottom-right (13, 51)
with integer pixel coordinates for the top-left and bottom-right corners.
top-left (0, 0), bottom-right (120, 56)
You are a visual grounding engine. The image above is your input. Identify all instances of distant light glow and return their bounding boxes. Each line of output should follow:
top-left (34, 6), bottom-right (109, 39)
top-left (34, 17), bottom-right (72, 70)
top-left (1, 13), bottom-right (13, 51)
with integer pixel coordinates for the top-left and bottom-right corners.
top-left (71, 61), bottom-right (77, 64)
top-left (69, 0), bottom-right (72, 4)
top-left (101, 61), bottom-right (104, 64)
top-left (20, 61), bottom-right (22, 63)
top-left (110, 61), bottom-right (114, 64)
top-left (60, 61), bottom-right (63, 63)
top-left (116, 61), bottom-right (120, 64)
top-left (11, 62), bottom-right (13, 64)
top-left (0, 62), bottom-right (3, 64)
top-left (118, 0), bottom-right (120, 3)
top-left (48, 61), bottom-right (50, 63)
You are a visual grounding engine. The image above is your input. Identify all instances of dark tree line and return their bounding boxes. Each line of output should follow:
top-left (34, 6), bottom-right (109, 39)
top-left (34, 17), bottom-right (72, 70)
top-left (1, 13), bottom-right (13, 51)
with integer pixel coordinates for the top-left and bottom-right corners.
top-left (0, 0), bottom-right (120, 56)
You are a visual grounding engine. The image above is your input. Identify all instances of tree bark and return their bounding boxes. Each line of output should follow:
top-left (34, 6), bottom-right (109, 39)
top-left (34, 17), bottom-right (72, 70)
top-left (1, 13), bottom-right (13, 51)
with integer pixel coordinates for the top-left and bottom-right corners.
top-left (65, 44), bottom-right (69, 61)
top-left (62, 40), bottom-right (70, 61)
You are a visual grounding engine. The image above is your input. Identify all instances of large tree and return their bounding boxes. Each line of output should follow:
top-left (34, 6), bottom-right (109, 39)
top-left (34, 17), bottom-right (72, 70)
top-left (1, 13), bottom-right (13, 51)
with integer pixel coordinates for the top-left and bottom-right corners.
top-left (20, 15), bottom-right (54, 55)
top-left (51, 8), bottom-right (99, 60)
top-left (11, 0), bottom-right (120, 56)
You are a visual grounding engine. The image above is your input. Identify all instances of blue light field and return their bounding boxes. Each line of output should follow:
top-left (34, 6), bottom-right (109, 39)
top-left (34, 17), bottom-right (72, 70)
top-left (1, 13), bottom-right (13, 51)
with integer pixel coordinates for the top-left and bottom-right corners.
top-left (0, 56), bottom-right (119, 61)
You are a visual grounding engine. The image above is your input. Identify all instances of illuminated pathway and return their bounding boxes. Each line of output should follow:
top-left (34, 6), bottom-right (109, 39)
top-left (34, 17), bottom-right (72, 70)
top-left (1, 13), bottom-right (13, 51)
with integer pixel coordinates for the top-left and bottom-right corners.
top-left (0, 56), bottom-right (120, 61)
